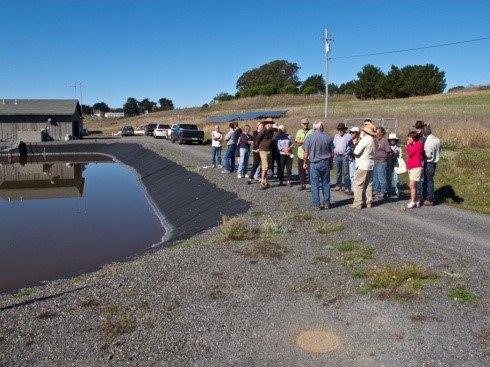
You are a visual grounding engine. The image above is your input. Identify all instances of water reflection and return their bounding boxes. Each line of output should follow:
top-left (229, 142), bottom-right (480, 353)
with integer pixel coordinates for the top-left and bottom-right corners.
top-left (0, 156), bottom-right (165, 293)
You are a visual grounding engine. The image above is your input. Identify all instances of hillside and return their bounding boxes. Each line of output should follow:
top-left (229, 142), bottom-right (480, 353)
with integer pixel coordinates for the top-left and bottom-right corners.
top-left (85, 90), bottom-right (490, 149)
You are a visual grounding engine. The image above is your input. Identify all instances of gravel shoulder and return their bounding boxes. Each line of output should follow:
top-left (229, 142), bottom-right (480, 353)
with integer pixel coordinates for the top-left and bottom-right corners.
top-left (1, 137), bottom-right (489, 367)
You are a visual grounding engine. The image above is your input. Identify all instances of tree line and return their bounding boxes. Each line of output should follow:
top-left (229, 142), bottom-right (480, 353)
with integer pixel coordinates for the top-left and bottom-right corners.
top-left (213, 59), bottom-right (446, 102)
top-left (83, 98), bottom-right (174, 117)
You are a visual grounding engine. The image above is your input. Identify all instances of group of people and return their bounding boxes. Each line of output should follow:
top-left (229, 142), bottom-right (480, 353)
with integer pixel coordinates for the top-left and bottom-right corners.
top-left (208, 117), bottom-right (441, 210)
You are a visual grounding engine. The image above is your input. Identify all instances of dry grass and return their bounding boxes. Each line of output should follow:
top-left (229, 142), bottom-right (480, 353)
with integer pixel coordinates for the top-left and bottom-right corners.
top-left (220, 217), bottom-right (257, 241)
top-left (84, 90), bottom-right (490, 149)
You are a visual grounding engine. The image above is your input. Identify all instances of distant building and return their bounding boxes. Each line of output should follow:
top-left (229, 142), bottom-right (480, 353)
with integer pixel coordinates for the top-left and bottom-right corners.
top-left (105, 112), bottom-right (125, 118)
top-left (0, 99), bottom-right (83, 143)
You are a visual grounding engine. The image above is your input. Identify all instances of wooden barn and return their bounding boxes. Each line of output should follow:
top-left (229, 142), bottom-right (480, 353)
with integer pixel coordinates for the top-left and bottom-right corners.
top-left (0, 99), bottom-right (83, 143)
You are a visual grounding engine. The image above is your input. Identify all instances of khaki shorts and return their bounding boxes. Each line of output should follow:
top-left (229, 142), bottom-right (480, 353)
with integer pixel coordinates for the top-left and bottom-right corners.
top-left (408, 167), bottom-right (422, 182)
top-left (259, 151), bottom-right (270, 172)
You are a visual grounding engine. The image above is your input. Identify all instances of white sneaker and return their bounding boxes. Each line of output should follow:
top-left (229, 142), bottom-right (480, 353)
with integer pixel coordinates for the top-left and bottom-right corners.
top-left (237, 174), bottom-right (243, 178)
top-left (202, 165), bottom-right (211, 169)
top-left (245, 174), bottom-right (250, 178)
top-left (406, 201), bottom-right (417, 209)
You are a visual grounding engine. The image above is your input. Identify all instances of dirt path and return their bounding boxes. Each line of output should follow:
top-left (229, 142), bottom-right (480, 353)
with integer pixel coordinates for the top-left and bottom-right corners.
top-left (143, 137), bottom-right (490, 262)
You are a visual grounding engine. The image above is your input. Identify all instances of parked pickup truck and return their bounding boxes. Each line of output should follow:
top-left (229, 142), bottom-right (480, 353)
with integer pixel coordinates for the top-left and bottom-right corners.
top-left (169, 123), bottom-right (204, 145)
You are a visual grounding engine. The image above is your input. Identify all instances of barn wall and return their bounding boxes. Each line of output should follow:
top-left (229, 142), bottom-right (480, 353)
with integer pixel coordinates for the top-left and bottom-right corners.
top-left (0, 114), bottom-right (79, 141)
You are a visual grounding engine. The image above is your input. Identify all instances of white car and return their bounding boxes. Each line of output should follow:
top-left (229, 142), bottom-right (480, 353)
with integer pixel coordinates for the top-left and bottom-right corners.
top-left (153, 124), bottom-right (171, 139)
top-left (134, 126), bottom-right (146, 136)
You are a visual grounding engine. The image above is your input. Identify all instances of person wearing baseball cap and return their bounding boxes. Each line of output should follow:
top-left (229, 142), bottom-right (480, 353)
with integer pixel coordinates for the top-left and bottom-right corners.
top-left (295, 118), bottom-right (313, 190)
top-left (346, 126), bottom-right (360, 196)
top-left (387, 132), bottom-right (402, 198)
top-left (351, 119), bottom-right (376, 209)
top-left (256, 119), bottom-right (274, 189)
top-left (332, 122), bottom-right (352, 193)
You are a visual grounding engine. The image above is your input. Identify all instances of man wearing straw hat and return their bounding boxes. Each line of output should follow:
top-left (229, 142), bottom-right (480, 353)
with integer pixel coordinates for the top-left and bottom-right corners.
top-left (351, 119), bottom-right (377, 209)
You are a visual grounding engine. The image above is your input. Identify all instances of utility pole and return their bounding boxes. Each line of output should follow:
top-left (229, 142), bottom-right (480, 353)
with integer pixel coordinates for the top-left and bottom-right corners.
top-left (66, 82), bottom-right (83, 115)
top-left (324, 28), bottom-right (333, 119)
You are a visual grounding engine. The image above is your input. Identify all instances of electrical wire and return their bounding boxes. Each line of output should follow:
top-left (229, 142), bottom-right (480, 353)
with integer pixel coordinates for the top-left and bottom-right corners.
top-left (331, 36), bottom-right (490, 60)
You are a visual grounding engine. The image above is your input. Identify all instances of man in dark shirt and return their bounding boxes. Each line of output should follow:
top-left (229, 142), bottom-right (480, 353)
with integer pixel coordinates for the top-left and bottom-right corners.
top-left (256, 120), bottom-right (274, 189)
top-left (303, 120), bottom-right (334, 209)
top-left (247, 123), bottom-right (263, 184)
top-left (237, 125), bottom-right (252, 178)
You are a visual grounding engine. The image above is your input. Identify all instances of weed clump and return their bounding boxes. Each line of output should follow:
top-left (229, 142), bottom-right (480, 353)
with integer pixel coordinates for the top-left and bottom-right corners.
top-left (316, 221), bottom-right (346, 234)
top-left (337, 239), bottom-right (374, 266)
top-left (360, 263), bottom-right (437, 300)
top-left (293, 210), bottom-right (312, 221)
top-left (449, 285), bottom-right (477, 305)
top-left (221, 217), bottom-right (256, 241)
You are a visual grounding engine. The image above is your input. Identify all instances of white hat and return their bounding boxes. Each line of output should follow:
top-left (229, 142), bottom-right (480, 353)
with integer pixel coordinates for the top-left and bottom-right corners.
top-left (388, 133), bottom-right (399, 140)
top-left (272, 123), bottom-right (280, 129)
top-left (349, 126), bottom-right (360, 133)
top-left (278, 124), bottom-right (285, 130)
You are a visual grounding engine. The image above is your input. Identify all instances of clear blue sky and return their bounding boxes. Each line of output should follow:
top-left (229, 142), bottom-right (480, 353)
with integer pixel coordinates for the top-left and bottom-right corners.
top-left (1, 0), bottom-right (489, 108)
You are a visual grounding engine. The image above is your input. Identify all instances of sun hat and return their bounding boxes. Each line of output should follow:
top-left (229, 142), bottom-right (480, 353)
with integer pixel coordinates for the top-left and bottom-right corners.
top-left (362, 121), bottom-right (377, 136)
top-left (272, 123), bottom-right (280, 129)
top-left (336, 122), bottom-right (348, 131)
top-left (388, 133), bottom-right (399, 140)
top-left (349, 126), bottom-right (360, 133)
top-left (278, 124), bottom-right (285, 130)
top-left (413, 120), bottom-right (427, 129)
top-left (300, 118), bottom-right (310, 125)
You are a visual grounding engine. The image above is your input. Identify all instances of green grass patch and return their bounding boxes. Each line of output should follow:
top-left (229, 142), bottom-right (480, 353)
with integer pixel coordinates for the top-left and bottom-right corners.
top-left (359, 262), bottom-right (438, 300)
top-left (436, 149), bottom-right (489, 214)
top-left (14, 287), bottom-right (34, 299)
top-left (250, 210), bottom-right (264, 218)
top-left (316, 221), bottom-right (346, 234)
top-left (352, 268), bottom-right (367, 278)
top-left (337, 239), bottom-right (374, 266)
top-left (449, 285), bottom-right (477, 305)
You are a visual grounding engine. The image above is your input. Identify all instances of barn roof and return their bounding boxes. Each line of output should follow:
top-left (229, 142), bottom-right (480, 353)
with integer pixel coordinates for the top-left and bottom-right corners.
top-left (0, 99), bottom-right (80, 116)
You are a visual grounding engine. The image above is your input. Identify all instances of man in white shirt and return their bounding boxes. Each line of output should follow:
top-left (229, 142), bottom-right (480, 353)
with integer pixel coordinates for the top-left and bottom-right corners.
top-left (422, 124), bottom-right (441, 206)
top-left (351, 119), bottom-right (377, 209)
top-left (210, 125), bottom-right (223, 168)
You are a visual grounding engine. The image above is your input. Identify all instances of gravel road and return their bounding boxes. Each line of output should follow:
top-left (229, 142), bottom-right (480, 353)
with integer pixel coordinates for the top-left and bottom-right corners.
top-left (1, 137), bottom-right (488, 367)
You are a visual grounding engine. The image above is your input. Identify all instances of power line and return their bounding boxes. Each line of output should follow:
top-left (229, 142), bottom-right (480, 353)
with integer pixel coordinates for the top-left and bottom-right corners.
top-left (331, 36), bottom-right (490, 60)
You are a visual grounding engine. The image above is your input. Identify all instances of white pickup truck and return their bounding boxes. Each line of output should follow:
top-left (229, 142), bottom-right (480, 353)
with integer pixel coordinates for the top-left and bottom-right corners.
top-left (153, 124), bottom-right (171, 139)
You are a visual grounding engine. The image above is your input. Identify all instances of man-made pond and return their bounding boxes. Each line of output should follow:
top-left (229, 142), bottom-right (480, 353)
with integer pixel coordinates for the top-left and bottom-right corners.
top-left (0, 156), bottom-right (166, 293)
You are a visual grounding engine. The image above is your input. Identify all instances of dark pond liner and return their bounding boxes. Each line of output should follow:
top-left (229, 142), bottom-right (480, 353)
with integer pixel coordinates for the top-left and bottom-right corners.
top-left (5, 142), bottom-right (250, 245)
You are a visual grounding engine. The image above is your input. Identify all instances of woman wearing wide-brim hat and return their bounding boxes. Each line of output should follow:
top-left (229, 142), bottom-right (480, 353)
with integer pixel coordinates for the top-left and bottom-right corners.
top-left (350, 120), bottom-right (377, 209)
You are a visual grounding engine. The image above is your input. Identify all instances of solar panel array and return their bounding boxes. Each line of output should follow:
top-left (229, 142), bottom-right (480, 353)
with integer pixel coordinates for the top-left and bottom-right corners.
top-left (208, 110), bottom-right (287, 123)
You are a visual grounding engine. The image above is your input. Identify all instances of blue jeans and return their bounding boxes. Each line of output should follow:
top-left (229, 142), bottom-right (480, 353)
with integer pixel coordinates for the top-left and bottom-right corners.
top-left (310, 160), bottom-right (331, 207)
top-left (348, 159), bottom-right (356, 190)
top-left (387, 161), bottom-right (400, 196)
top-left (373, 161), bottom-right (388, 195)
top-left (211, 146), bottom-right (222, 167)
top-left (237, 148), bottom-right (250, 176)
top-left (335, 155), bottom-right (350, 189)
top-left (224, 145), bottom-right (236, 172)
top-left (422, 162), bottom-right (437, 202)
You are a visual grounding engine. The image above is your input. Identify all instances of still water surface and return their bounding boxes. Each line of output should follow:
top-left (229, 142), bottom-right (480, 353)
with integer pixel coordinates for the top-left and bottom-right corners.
top-left (0, 159), bottom-right (165, 292)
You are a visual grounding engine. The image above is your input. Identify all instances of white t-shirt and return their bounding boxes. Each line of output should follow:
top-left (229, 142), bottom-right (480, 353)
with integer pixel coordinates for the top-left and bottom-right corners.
top-left (211, 130), bottom-right (222, 147)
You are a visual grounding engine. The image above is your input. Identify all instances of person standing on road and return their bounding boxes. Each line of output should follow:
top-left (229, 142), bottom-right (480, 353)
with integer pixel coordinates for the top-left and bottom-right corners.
top-left (332, 123), bottom-right (352, 192)
top-left (276, 125), bottom-right (294, 187)
top-left (295, 118), bottom-right (312, 190)
top-left (210, 125), bottom-right (223, 168)
top-left (247, 122), bottom-right (263, 184)
top-left (406, 131), bottom-right (424, 209)
top-left (387, 133), bottom-right (401, 198)
top-left (303, 120), bottom-right (334, 210)
top-left (373, 126), bottom-right (392, 199)
top-left (347, 126), bottom-right (360, 196)
top-left (237, 125), bottom-right (253, 178)
top-left (414, 120), bottom-right (427, 198)
top-left (256, 119), bottom-right (274, 189)
top-left (351, 120), bottom-right (377, 209)
top-left (222, 123), bottom-right (236, 173)
top-left (421, 124), bottom-right (441, 206)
